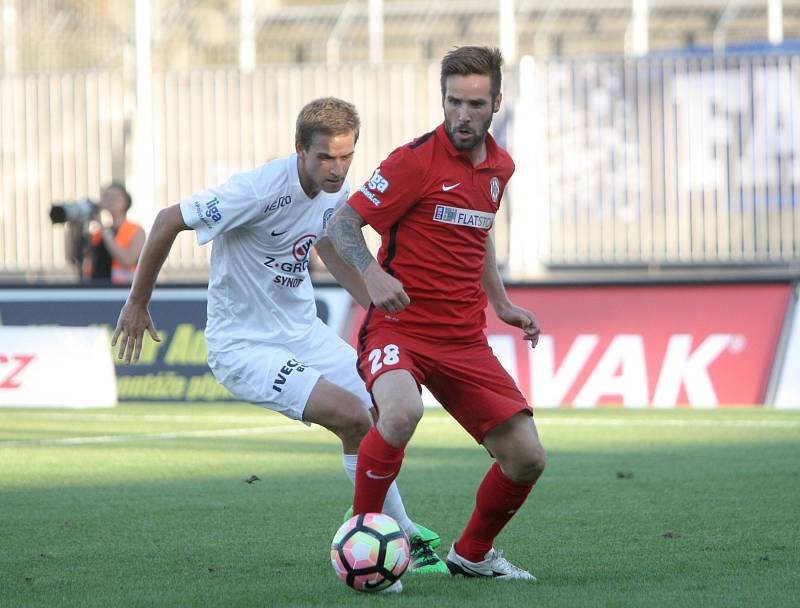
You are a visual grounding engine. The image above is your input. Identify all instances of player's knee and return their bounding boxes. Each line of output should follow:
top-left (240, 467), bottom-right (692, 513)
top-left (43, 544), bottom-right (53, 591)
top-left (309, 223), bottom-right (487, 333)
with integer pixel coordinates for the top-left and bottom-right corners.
top-left (378, 404), bottom-right (422, 445)
top-left (329, 401), bottom-right (372, 445)
top-left (504, 445), bottom-right (547, 485)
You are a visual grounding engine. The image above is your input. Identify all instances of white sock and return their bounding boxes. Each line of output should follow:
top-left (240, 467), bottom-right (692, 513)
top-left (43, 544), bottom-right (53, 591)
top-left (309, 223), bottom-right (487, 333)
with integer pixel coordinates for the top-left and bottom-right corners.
top-left (342, 453), bottom-right (420, 538)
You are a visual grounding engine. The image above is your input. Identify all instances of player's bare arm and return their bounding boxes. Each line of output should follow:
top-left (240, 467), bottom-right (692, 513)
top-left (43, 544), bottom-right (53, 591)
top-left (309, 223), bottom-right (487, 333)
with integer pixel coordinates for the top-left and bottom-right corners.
top-left (327, 204), bottom-right (410, 313)
top-left (314, 236), bottom-right (371, 309)
top-left (112, 205), bottom-right (189, 363)
top-left (481, 233), bottom-right (540, 348)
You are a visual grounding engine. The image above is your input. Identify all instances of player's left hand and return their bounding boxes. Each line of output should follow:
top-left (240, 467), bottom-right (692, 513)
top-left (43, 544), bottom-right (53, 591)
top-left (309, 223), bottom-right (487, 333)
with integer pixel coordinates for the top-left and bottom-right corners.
top-left (497, 304), bottom-right (540, 348)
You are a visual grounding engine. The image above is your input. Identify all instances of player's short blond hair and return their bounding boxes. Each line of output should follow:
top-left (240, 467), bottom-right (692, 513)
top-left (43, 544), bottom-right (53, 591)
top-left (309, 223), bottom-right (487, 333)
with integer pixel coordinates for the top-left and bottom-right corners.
top-left (295, 97), bottom-right (360, 150)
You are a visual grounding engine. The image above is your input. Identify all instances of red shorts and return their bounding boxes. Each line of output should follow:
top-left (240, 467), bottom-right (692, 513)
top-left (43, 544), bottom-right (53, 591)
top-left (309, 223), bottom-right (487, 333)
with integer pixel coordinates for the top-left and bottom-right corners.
top-left (357, 324), bottom-right (532, 443)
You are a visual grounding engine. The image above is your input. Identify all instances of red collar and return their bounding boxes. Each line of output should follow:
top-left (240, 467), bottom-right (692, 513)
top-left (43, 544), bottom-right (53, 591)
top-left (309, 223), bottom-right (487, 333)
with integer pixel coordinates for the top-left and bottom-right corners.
top-left (434, 123), bottom-right (499, 169)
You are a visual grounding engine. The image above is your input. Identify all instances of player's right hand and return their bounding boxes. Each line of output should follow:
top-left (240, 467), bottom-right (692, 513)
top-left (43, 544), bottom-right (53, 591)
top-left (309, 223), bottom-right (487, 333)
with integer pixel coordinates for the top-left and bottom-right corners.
top-left (111, 300), bottom-right (161, 364)
top-left (364, 262), bottom-right (410, 314)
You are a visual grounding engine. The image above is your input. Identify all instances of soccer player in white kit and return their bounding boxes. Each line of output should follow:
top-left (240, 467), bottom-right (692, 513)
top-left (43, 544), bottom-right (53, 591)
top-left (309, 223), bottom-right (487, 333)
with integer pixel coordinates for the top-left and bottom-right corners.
top-left (112, 98), bottom-right (444, 580)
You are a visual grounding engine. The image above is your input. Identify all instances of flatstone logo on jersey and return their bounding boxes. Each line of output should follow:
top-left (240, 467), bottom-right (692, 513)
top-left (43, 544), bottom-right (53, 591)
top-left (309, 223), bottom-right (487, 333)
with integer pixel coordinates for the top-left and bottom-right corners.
top-left (432, 204), bottom-right (494, 230)
top-left (489, 177), bottom-right (500, 203)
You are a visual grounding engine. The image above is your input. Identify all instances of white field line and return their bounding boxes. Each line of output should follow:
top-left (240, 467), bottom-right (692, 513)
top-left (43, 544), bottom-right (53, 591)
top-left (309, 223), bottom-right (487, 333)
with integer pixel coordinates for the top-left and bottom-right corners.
top-left (0, 413), bottom-right (285, 424)
top-left (0, 424), bottom-right (320, 447)
top-left (535, 417), bottom-right (800, 429)
top-left (1, 413), bottom-right (798, 448)
top-left (4, 412), bottom-right (799, 428)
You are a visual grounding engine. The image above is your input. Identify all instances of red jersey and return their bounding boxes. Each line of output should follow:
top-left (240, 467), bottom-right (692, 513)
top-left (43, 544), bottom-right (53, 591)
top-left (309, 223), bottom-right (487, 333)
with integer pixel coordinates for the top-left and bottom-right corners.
top-left (349, 123), bottom-right (515, 340)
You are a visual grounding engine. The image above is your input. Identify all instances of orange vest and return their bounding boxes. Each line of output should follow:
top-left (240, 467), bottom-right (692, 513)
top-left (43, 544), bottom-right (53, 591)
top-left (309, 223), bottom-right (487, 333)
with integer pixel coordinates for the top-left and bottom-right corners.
top-left (86, 219), bottom-right (141, 284)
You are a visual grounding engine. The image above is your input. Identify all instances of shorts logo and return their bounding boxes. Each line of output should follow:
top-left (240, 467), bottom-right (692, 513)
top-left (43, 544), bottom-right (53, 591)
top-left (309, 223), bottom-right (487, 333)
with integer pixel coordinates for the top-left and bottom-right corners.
top-left (271, 358), bottom-right (307, 392)
top-left (323, 207), bottom-right (334, 230)
top-left (432, 205), bottom-right (495, 230)
top-left (205, 197), bottom-right (222, 222)
top-left (366, 470), bottom-right (394, 480)
top-left (489, 177), bottom-right (500, 203)
top-left (293, 234), bottom-right (316, 262)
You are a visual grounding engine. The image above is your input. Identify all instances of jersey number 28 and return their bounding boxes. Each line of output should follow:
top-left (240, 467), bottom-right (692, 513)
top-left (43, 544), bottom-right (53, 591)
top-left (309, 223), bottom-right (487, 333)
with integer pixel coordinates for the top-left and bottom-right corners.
top-left (368, 344), bottom-right (400, 374)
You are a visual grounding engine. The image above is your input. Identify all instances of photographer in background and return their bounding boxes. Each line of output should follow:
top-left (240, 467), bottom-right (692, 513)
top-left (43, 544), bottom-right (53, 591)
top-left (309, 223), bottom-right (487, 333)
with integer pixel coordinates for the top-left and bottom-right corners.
top-left (82, 182), bottom-right (146, 284)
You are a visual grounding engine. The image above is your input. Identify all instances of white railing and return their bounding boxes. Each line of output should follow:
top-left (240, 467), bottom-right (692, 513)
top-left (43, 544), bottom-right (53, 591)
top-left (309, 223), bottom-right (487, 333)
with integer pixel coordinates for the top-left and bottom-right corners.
top-left (2, 53), bottom-right (800, 281)
top-left (512, 52), bottom-right (800, 275)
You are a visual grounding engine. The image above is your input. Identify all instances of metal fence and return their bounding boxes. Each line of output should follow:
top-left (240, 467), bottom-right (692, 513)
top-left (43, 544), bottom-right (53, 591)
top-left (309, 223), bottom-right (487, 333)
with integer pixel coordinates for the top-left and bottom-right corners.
top-left (511, 51), bottom-right (800, 275)
top-left (0, 62), bottom-right (449, 279)
top-left (2, 52), bottom-right (800, 280)
top-left (0, 70), bottom-right (126, 279)
top-left (149, 62), bottom-right (446, 275)
top-left (8, 1), bottom-right (800, 71)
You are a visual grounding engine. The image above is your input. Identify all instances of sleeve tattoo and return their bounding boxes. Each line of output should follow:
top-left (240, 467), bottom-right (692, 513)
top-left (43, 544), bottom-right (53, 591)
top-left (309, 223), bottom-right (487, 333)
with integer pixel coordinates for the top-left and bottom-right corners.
top-left (327, 205), bottom-right (374, 275)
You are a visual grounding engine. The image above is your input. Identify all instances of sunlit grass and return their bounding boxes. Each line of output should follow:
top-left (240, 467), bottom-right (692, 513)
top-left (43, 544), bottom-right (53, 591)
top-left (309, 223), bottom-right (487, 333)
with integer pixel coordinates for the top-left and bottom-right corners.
top-left (1, 405), bottom-right (798, 607)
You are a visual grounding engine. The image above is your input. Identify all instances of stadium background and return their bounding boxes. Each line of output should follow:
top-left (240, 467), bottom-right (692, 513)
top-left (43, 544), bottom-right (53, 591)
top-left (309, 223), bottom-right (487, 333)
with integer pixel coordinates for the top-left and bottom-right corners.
top-left (0, 0), bottom-right (799, 407)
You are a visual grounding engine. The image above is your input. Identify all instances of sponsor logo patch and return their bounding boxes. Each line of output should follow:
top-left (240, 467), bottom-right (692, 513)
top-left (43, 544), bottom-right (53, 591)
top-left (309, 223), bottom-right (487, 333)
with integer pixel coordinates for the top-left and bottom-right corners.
top-left (359, 185), bottom-right (382, 207)
top-left (194, 197), bottom-right (222, 229)
top-left (433, 205), bottom-right (495, 230)
top-left (205, 197), bottom-right (222, 222)
top-left (263, 194), bottom-right (293, 214)
top-left (271, 358), bottom-right (307, 393)
top-left (367, 168), bottom-right (389, 193)
top-left (273, 274), bottom-right (305, 288)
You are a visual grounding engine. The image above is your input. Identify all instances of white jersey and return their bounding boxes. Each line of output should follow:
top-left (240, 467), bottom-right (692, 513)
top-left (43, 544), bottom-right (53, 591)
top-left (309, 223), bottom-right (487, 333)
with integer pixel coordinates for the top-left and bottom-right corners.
top-left (180, 154), bottom-right (347, 352)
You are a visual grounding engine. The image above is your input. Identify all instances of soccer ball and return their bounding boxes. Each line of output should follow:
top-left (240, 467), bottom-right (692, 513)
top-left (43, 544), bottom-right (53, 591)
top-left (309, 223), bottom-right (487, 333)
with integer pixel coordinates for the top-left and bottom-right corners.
top-left (330, 512), bottom-right (410, 592)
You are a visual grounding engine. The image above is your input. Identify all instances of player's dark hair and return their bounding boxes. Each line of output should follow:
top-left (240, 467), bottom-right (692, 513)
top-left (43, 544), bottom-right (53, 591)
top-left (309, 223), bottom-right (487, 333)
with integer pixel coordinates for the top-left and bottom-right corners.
top-left (440, 46), bottom-right (503, 102)
top-left (105, 181), bottom-right (132, 212)
top-left (295, 97), bottom-right (360, 150)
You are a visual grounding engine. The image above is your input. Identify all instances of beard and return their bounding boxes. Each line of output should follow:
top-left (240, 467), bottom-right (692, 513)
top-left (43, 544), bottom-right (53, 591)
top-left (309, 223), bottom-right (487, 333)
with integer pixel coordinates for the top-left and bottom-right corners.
top-left (446, 115), bottom-right (493, 151)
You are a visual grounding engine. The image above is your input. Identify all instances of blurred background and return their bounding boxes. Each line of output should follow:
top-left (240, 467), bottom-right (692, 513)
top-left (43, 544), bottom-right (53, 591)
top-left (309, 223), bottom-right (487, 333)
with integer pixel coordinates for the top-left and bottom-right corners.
top-left (2, 0), bottom-right (800, 283)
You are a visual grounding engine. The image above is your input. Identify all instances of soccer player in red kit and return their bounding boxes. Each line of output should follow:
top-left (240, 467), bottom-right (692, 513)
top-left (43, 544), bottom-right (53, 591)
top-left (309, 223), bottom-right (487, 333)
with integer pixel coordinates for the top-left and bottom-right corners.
top-left (327, 46), bottom-right (546, 580)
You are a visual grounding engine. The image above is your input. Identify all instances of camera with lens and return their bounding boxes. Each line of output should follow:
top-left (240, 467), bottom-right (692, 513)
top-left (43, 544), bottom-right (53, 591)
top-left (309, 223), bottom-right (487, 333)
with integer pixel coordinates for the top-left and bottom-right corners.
top-left (49, 198), bottom-right (99, 225)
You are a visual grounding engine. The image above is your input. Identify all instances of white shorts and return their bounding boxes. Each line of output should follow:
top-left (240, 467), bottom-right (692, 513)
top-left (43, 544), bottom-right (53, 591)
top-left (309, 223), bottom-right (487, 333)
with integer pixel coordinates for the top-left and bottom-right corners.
top-left (207, 317), bottom-right (371, 422)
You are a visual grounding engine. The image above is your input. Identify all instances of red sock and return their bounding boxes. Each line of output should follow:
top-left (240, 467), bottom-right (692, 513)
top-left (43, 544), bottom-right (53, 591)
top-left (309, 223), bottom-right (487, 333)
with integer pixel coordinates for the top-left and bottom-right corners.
top-left (353, 426), bottom-right (405, 515)
top-left (454, 462), bottom-right (534, 562)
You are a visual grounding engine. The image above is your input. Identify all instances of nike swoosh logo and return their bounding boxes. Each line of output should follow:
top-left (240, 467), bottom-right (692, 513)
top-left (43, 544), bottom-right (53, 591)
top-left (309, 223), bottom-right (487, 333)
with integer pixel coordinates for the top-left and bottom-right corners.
top-left (366, 470), bottom-right (393, 480)
top-left (271, 229), bottom-right (287, 237)
top-left (453, 561), bottom-right (506, 578)
top-left (442, 182), bottom-right (461, 192)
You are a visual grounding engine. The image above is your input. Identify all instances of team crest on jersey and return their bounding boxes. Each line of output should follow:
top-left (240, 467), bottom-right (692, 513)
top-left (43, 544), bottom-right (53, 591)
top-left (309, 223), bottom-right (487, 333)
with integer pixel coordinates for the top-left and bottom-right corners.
top-left (489, 177), bottom-right (500, 203)
top-left (323, 207), bottom-right (334, 230)
top-left (293, 234), bottom-right (316, 262)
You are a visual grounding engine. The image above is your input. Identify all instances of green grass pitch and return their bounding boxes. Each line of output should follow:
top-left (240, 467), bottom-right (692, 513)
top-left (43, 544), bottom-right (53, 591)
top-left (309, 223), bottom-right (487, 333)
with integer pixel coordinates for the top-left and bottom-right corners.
top-left (1, 405), bottom-right (799, 607)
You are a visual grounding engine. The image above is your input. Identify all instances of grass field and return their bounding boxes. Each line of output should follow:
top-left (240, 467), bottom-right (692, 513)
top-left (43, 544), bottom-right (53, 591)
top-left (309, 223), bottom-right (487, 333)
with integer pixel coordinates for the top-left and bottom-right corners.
top-left (1, 405), bottom-right (799, 607)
